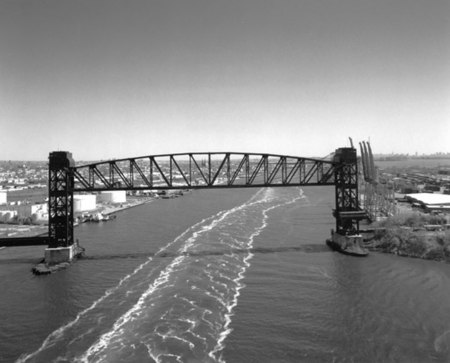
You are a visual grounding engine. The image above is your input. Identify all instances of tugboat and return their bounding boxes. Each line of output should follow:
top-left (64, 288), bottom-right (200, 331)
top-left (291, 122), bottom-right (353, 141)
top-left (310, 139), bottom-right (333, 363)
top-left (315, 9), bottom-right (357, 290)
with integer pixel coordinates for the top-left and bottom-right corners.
top-left (326, 229), bottom-right (368, 257)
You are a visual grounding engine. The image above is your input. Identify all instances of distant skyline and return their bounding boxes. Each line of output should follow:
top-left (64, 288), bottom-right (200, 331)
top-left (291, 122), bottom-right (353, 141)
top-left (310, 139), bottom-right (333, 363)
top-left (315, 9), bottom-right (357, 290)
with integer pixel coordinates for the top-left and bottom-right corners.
top-left (1, 0), bottom-right (449, 161)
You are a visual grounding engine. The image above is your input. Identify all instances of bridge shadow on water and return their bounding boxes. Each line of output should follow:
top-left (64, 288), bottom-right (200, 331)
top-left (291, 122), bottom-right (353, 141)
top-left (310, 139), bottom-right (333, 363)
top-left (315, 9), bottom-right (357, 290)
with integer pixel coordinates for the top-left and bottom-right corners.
top-left (0, 245), bottom-right (330, 264)
top-left (0, 257), bottom-right (44, 265)
top-left (79, 244), bottom-right (330, 261)
top-left (0, 244), bottom-right (330, 266)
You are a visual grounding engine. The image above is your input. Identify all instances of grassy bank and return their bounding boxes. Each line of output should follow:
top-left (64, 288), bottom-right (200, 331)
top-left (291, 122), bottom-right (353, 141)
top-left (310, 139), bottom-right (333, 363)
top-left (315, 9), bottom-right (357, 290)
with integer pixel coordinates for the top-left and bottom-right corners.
top-left (367, 213), bottom-right (450, 262)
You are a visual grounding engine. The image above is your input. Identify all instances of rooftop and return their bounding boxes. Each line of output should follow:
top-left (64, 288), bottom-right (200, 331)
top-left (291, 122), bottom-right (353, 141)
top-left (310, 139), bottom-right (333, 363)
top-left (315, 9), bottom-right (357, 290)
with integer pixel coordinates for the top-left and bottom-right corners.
top-left (406, 193), bottom-right (450, 206)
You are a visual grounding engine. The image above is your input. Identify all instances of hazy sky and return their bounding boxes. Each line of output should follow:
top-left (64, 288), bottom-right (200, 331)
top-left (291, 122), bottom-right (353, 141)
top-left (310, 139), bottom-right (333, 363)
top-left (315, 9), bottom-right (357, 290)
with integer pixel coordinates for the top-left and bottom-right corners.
top-left (1, 0), bottom-right (449, 161)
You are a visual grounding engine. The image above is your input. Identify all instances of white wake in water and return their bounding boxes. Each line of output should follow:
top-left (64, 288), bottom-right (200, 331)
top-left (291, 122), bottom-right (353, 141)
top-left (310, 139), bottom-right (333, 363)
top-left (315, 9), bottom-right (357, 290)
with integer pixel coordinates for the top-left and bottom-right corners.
top-left (16, 214), bottom-right (232, 363)
top-left (18, 187), bottom-right (305, 363)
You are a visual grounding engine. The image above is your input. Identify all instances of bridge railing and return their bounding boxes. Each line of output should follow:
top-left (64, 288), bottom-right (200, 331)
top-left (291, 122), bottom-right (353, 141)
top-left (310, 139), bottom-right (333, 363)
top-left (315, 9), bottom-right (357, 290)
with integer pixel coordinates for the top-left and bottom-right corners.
top-left (72, 152), bottom-right (337, 191)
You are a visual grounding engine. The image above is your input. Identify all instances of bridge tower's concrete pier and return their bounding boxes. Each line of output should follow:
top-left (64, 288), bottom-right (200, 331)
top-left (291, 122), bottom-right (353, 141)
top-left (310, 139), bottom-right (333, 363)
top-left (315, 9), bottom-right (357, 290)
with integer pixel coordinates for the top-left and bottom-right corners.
top-left (46, 151), bottom-right (76, 265)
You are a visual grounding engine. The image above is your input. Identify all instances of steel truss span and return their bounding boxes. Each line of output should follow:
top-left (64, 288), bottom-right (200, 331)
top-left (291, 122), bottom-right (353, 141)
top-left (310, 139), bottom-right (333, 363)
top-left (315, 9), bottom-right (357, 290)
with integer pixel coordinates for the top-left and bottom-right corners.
top-left (72, 152), bottom-right (337, 192)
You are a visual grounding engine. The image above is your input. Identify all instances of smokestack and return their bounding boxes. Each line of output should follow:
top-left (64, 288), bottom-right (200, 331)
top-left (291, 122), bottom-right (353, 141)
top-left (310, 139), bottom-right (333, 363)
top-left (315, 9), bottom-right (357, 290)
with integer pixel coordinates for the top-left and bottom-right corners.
top-left (362, 141), bottom-right (372, 182)
top-left (349, 137), bottom-right (354, 148)
top-left (359, 142), bottom-right (368, 181)
top-left (367, 141), bottom-right (377, 183)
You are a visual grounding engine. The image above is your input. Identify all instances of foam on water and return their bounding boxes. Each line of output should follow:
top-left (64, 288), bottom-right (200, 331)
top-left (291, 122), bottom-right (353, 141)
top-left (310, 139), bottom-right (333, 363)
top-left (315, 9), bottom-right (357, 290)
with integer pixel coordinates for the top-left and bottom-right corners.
top-left (75, 255), bottom-right (188, 362)
top-left (18, 187), bottom-right (305, 363)
top-left (16, 259), bottom-right (153, 363)
top-left (16, 212), bottom-right (241, 363)
top-left (209, 188), bottom-right (304, 363)
top-left (434, 329), bottom-right (450, 356)
top-left (74, 187), bottom-right (304, 363)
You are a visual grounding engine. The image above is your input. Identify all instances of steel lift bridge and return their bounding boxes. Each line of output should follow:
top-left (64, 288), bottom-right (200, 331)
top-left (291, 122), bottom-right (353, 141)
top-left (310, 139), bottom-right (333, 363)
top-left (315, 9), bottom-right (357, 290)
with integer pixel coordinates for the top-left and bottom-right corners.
top-left (1, 147), bottom-right (366, 264)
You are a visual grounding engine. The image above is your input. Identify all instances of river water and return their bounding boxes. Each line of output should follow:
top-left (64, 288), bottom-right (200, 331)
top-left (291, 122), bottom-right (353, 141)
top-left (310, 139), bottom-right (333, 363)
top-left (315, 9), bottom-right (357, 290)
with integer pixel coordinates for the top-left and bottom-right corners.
top-left (1, 186), bottom-right (450, 363)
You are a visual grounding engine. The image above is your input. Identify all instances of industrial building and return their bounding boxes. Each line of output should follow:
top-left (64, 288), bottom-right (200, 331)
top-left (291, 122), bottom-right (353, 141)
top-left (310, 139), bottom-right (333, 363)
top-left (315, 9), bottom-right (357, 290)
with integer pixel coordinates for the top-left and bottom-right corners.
top-left (31, 203), bottom-right (48, 222)
top-left (0, 203), bottom-right (46, 219)
top-left (0, 191), bottom-right (6, 205)
top-left (405, 193), bottom-right (450, 213)
top-left (74, 194), bottom-right (97, 212)
top-left (99, 191), bottom-right (126, 204)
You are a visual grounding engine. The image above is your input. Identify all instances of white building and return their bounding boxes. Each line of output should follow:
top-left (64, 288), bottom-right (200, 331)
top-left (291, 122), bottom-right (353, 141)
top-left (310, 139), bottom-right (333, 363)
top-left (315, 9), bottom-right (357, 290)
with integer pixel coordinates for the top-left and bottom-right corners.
top-left (99, 191), bottom-right (126, 204)
top-left (74, 194), bottom-right (97, 212)
top-left (406, 193), bottom-right (450, 212)
top-left (0, 191), bottom-right (6, 205)
top-left (31, 203), bottom-right (48, 221)
top-left (31, 203), bottom-right (47, 214)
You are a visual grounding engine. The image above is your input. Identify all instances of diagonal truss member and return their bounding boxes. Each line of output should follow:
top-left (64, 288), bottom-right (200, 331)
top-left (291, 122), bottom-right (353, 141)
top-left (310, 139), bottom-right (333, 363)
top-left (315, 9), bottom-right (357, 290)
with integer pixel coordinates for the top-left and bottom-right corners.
top-left (72, 152), bottom-right (337, 191)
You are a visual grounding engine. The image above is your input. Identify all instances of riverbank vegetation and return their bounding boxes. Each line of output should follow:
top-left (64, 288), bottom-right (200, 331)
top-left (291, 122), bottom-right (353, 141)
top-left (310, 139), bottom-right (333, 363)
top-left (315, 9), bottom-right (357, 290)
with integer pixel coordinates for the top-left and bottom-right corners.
top-left (366, 212), bottom-right (450, 262)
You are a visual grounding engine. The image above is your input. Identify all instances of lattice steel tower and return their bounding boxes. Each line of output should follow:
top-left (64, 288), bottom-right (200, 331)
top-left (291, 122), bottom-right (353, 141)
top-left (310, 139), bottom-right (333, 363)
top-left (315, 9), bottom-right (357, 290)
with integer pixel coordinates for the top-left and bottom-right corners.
top-left (333, 147), bottom-right (365, 234)
top-left (48, 152), bottom-right (75, 248)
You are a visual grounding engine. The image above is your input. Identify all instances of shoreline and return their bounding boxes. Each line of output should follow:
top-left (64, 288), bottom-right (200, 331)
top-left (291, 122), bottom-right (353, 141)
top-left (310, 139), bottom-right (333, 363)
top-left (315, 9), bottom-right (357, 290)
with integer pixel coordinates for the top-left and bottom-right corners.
top-left (0, 197), bottom-right (155, 240)
top-left (1, 191), bottom-right (189, 241)
top-left (30, 198), bottom-right (155, 274)
top-left (0, 224), bottom-right (47, 239)
top-left (363, 227), bottom-right (450, 263)
top-left (90, 197), bottom-right (154, 217)
top-left (360, 210), bottom-right (450, 262)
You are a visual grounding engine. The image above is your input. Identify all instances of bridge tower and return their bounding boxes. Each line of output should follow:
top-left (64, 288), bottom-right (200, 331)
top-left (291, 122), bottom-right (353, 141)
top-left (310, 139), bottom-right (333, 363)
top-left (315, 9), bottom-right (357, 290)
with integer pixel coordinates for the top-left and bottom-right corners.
top-left (46, 151), bottom-right (76, 264)
top-left (333, 147), bottom-right (365, 234)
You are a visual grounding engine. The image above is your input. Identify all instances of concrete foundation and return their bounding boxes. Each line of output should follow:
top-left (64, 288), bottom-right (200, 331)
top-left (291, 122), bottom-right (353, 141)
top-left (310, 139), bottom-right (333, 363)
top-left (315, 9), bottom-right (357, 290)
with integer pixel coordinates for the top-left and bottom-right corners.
top-left (44, 245), bottom-right (76, 265)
